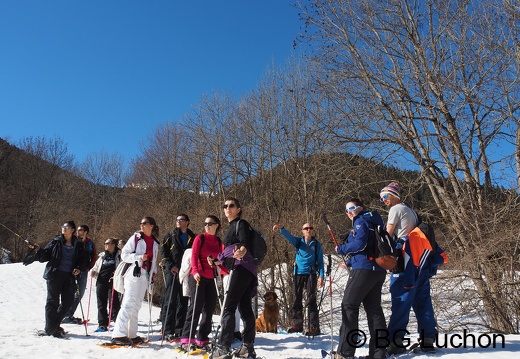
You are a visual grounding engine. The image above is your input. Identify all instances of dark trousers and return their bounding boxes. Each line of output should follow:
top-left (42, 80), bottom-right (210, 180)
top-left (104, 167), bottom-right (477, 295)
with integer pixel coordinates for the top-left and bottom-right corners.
top-left (45, 270), bottom-right (75, 334)
top-left (337, 269), bottom-right (387, 359)
top-left (218, 266), bottom-right (255, 348)
top-left (96, 280), bottom-right (121, 327)
top-left (161, 270), bottom-right (188, 335)
top-left (65, 270), bottom-right (87, 318)
top-left (292, 273), bottom-right (319, 331)
top-left (181, 276), bottom-right (217, 342)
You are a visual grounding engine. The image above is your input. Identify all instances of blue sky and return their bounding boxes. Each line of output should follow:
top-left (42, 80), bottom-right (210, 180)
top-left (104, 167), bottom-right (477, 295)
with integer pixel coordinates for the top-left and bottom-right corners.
top-left (0, 0), bottom-right (303, 163)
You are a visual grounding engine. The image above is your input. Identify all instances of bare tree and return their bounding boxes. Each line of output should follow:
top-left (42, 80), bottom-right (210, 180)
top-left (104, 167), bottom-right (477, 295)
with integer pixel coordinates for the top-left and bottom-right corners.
top-left (298, 0), bottom-right (520, 332)
top-left (18, 135), bottom-right (76, 172)
top-left (80, 150), bottom-right (126, 187)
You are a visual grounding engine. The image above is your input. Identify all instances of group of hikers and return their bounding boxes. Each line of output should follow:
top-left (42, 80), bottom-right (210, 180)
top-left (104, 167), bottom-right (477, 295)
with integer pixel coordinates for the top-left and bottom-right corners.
top-left (22, 182), bottom-right (447, 359)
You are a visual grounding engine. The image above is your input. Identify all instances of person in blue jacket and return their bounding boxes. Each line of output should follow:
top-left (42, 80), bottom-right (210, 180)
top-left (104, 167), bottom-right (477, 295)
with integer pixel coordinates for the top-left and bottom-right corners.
top-left (273, 222), bottom-right (324, 335)
top-left (335, 198), bottom-right (387, 359)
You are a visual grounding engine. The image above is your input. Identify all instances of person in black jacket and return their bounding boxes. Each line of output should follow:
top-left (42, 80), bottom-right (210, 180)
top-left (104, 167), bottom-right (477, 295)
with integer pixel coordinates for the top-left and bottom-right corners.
top-left (160, 213), bottom-right (196, 340)
top-left (212, 197), bottom-right (258, 359)
top-left (24, 220), bottom-right (87, 338)
top-left (90, 237), bottom-right (121, 332)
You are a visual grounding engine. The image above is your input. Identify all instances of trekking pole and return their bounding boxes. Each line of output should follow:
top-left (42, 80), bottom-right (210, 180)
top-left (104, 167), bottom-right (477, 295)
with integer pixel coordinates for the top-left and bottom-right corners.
top-left (74, 276), bottom-right (89, 336)
top-left (148, 280), bottom-right (154, 340)
top-left (327, 254), bottom-right (333, 357)
top-left (161, 272), bottom-right (176, 346)
top-left (161, 263), bottom-right (167, 286)
top-left (211, 260), bottom-right (223, 309)
top-left (86, 275), bottom-right (93, 324)
top-left (0, 222), bottom-right (33, 245)
top-left (321, 212), bottom-right (350, 268)
top-left (316, 286), bottom-right (326, 315)
top-left (187, 279), bottom-right (200, 355)
top-left (108, 281), bottom-right (115, 332)
top-left (209, 269), bottom-right (233, 359)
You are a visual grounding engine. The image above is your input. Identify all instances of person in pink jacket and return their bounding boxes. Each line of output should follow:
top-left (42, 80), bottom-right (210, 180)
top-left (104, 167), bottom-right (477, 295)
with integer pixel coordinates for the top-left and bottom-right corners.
top-left (177, 215), bottom-right (224, 352)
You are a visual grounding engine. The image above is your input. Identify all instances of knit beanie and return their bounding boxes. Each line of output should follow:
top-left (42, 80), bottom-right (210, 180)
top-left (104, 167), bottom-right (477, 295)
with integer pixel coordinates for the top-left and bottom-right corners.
top-left (380, 181), bottom-right (400, 199)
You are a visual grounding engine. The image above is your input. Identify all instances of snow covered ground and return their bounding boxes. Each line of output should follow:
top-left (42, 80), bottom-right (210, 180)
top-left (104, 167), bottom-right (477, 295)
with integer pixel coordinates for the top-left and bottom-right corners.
top-left (0, 261), bottom-right (518, 358)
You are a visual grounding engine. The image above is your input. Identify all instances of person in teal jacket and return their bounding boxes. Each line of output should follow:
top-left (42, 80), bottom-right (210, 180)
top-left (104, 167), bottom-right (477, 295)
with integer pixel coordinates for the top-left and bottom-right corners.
top-left (273, 222), bottom-right (324, 335)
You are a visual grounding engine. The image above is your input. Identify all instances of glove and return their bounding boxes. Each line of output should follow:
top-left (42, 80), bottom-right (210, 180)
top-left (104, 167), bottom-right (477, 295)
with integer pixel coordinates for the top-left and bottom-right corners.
top-left (23, 254), bottom-right (35, 266)
top-left (133, 261), bottom-right (141, 277)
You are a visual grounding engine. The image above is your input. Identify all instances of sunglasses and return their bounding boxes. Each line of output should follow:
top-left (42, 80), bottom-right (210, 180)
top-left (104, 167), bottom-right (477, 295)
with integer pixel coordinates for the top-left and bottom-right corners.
top-left (380, 193), bottom-right (390, 202)
top-left (222, 203), bottom-right (236, 209)
top-left (104, 242), bottom-right (113, 245)
top-left (176, 218), bottom-right (187, 222)
top-left (204, 222), bottom-right (217, 226)
top-left (345, 205), bottom-right (360, 213)
top-left (303, 227), bottom-right (314, 231)
top-left (140, 221), bottom-right (150, 226)
top-left (61, 225), bottom-right (70, 230)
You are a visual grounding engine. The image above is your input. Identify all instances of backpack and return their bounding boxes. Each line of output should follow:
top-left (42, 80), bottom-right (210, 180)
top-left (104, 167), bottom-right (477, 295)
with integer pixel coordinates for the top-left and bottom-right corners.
top-left (417, 220), bottom-right (438, 253)
top-left (112, 234), bottom-right (140, 294)
top-left (236, 219), bottom-right (267, 266)
top-left (372, 224), bottom-right (399, 270)
top-left (394, 207), bottom-right (448, 273)
top-left (403, 203), bottom-right (439, 254)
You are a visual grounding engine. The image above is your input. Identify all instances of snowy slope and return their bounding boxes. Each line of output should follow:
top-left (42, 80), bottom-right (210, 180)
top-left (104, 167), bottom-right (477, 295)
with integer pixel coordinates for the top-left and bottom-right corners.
top-left (0, 262), bottom-right (518, 358)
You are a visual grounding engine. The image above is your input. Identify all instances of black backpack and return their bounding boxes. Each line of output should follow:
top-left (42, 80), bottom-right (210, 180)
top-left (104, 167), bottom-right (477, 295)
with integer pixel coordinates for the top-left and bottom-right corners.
top-left (372, 223), bottom-right (399, 270)
top-left (236, 219), bottom-right (267, 266)
top-left (417, 221), bottom-right (438, 253)
top-left (404, 203), bottom-right (439, 253)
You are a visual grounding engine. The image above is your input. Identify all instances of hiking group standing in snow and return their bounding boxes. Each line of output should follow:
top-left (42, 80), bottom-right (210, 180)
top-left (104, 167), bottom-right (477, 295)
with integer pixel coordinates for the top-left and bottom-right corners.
top-left (22, 184), bottom-right (447, 359)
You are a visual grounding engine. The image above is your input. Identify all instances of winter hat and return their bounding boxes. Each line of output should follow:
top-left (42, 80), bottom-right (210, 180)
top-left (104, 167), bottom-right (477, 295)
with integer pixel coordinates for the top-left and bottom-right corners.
top-left (380, 181), bottom-right (400, 199)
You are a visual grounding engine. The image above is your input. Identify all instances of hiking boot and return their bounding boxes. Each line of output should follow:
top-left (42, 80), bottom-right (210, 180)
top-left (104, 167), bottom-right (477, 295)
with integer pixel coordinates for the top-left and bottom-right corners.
top-left (111, 336), bottom-right (132, 346)
top-left (233, 343), bottom-right (256, 358)
top-left (61, 316), bottom-right (74, 324)
top-left (287, 325), bottom-right (303, 333)
top-left (212, 344), bottom-right (232, 359)
top-left (131, 336), bottom-right (145, 345)
top-left (165, 333), bottom-right (180, 342)
top-left (94, 326), bottom-right (107, 332)
top-left (419, 337), bottom-right (436, 353)
top-left (50, 328), bottom-right (66, 338)
top-left (195, 342), bottom-right (212, 352)
top-left (387, 339), bottom-right (406, 355)
top-left (195, 339), bottom-right (211, 352)
top-left (174, 344), bottom-right (188, 353)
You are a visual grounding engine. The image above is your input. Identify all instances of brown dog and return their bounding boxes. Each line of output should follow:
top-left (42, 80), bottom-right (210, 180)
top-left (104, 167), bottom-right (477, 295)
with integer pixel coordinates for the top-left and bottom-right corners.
top-left (255, 291), bottom-right (280, 333)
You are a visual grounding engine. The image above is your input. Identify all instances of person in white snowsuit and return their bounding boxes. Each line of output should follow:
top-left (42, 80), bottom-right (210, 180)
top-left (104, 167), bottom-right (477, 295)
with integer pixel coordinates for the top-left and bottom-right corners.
top-left (111, 216), bottom-right (159, 345)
